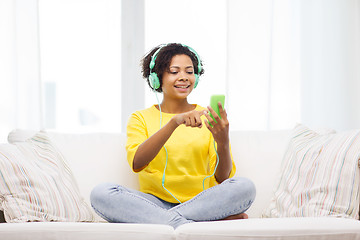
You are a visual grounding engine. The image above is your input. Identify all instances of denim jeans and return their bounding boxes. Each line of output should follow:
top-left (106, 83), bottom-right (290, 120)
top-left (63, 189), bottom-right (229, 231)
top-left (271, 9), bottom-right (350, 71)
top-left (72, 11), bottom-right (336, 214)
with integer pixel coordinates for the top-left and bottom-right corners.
top-left (90, 177), bottom-right (256, 229)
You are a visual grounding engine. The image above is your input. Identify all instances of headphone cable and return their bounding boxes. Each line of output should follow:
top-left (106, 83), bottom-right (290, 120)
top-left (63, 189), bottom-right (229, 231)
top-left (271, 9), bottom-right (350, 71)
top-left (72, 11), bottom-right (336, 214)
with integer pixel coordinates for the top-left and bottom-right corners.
top-left (156, 93), bottom-right (182, 204)
top-left (155, 92), bottom-right (220, 203)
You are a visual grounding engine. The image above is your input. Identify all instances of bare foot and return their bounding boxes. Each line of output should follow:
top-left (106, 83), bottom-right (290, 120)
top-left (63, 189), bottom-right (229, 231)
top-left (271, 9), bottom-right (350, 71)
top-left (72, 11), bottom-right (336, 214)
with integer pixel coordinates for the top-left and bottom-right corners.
top-left (220, 213), bottom-right (248, 221)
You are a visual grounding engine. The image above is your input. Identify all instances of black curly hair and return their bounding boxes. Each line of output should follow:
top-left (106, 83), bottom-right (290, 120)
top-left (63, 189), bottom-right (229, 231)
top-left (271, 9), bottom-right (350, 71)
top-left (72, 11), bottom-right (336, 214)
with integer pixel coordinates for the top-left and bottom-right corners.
top-left (141, 43), bottom-right (205, 93)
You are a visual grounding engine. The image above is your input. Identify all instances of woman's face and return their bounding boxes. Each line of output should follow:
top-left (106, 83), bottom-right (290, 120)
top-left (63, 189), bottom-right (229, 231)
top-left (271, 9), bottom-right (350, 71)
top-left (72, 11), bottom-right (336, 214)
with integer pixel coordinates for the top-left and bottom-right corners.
top-left (161, 54), bottom-right (196, 99)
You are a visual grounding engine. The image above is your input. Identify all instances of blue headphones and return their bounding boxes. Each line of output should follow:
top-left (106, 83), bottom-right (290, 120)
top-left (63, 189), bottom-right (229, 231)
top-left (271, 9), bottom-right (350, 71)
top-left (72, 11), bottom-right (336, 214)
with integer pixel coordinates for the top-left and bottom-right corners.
top-left (148, 44), bottom-right (202, 90)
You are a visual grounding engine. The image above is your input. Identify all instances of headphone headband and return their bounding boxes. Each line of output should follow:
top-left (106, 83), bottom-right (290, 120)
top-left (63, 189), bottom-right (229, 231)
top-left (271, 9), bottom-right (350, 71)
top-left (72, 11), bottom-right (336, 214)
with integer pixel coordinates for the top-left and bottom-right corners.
top-left (181, 44), bottom-right (202, 75)
top-left (149, 44), bottom-right (166, 70)
top-left (148, 43), bottom-right (201, 90)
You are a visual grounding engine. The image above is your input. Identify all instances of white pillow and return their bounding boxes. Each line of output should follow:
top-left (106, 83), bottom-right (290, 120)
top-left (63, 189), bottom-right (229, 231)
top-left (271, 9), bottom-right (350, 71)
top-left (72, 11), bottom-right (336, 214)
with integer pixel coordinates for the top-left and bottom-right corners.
top-left (0, 131), bottom-right (97, 222)
top-left (263, 124), bottom-right (360, 219)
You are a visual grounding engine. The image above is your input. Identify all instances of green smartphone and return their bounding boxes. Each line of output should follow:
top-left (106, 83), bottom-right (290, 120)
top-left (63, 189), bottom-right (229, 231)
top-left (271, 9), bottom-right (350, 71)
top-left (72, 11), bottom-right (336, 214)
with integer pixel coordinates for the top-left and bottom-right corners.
top-left (209, 95), bottom-right (225, 125)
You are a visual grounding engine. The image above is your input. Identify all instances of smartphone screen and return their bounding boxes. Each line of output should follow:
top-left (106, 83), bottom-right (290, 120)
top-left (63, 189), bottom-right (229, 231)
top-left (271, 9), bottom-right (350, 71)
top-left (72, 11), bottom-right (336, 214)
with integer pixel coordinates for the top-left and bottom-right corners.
top-left (209, 95), bottom-right (225, 123)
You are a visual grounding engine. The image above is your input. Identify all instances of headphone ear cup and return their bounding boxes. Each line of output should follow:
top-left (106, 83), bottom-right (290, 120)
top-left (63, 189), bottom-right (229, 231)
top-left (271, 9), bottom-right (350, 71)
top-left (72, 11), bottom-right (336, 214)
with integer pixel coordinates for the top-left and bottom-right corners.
top-left (149, 72), bottom-right (160, 90)
top-left (194, 74), bottom-right (199, 89)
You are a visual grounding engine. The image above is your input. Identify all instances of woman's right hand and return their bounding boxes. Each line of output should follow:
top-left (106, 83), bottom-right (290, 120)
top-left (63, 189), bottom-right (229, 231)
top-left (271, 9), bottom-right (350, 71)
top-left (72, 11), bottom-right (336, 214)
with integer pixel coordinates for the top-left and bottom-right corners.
top-left (133, 110), bottom-right (204, 171)
top-left (172, 110), bottom-right (205, 128)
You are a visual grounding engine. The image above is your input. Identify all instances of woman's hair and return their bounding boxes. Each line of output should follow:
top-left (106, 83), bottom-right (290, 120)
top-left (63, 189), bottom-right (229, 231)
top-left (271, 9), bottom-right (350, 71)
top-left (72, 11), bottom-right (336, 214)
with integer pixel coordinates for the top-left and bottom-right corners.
top-left (141, 43), bottom-right (204, 92)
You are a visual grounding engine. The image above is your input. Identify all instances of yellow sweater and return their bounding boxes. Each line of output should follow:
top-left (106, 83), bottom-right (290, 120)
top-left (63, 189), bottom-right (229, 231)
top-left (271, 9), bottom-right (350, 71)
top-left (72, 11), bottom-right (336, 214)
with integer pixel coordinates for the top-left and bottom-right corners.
top-left (126, 104), bottom-right (236, 203)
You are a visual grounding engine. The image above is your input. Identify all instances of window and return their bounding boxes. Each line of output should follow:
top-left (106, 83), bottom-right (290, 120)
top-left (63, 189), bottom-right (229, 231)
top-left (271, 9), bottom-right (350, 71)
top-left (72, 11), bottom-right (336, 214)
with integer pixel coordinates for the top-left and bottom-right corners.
top-left (39, 0), bottom-right (122, 132)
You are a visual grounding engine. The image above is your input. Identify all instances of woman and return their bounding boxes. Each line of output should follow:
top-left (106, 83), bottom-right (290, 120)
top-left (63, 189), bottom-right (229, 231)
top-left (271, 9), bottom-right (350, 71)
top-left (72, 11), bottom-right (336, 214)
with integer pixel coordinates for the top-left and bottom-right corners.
top-left (90, 43), bottom-right (256, 228)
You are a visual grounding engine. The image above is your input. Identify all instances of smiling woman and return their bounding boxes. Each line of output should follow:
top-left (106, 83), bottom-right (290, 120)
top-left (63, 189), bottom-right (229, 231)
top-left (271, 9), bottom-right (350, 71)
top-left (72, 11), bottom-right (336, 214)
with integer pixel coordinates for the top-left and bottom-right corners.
top-left (160, 55), bottom-right (197, 108)
top-left (90, 43), bottom-right (256, 228)
top-left (143, 44), bottom-right (203, 95)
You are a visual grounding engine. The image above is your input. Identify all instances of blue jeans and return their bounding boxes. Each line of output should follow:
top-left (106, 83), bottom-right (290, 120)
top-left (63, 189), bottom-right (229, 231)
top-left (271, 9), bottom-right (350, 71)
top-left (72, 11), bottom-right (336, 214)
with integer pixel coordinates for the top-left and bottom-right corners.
top-left (90, 177), bottom-right (256, 229)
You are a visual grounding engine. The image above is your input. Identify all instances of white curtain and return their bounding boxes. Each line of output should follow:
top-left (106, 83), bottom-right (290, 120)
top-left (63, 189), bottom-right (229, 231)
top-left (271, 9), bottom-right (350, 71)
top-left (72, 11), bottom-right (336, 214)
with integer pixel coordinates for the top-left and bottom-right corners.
top-left (227, 0), bottom-right (301, 131)
top-left (227, 0), bottom-right (360, 131)
top-left (300, 0), bottom-right (360, 131)
top-left (0, 0), bottom-right (42, 142)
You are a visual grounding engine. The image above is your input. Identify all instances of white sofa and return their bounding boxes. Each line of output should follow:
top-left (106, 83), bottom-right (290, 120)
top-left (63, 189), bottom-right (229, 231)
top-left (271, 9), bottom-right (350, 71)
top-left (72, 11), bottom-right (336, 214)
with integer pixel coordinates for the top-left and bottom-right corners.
top-left (1, 128), bottom-right (360, 240)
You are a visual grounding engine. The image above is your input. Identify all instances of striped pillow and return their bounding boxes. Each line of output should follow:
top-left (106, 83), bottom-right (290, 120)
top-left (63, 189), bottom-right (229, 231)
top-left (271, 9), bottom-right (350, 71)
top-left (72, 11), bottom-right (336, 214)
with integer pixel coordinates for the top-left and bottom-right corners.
top-left (263, 124), bottom-right (360, 219)
top-left (0, 131), bottom-right (97, 222)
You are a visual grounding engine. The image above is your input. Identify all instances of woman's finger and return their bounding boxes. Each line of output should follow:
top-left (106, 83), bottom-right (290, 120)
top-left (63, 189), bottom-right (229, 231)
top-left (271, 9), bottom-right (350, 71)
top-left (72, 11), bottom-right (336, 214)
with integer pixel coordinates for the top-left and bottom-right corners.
top-left (204, 110), bottom-right (215, 127)
top-left (204, 117), bottom-right (213, 131)
top-left (195, 114), bottom-right (203, 128)
top-left (218, 102), bottom-right (227, 119)
top-left (207, 105), bottom-right (221, 123)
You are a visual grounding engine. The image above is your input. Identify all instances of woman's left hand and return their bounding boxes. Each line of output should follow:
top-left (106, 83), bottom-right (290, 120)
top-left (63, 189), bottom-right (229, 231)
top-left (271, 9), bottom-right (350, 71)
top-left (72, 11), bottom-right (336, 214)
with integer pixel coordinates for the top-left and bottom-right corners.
top-left (204, 102), bottom-right (230, 145)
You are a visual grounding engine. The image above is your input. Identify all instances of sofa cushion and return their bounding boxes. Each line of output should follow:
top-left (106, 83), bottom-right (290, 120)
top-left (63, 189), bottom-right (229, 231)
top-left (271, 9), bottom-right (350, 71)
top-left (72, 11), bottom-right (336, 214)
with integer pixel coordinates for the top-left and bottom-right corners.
top-left (263, 124), bottom-right (360, 219)
top-left (0, 131), bottom-right (96, 222)
top-left (8, 129), bottom-right (139, 208)
top-left (0, 222), bottom-right (174, 240)
top-left (175, 217), bottom-right (360, 240)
